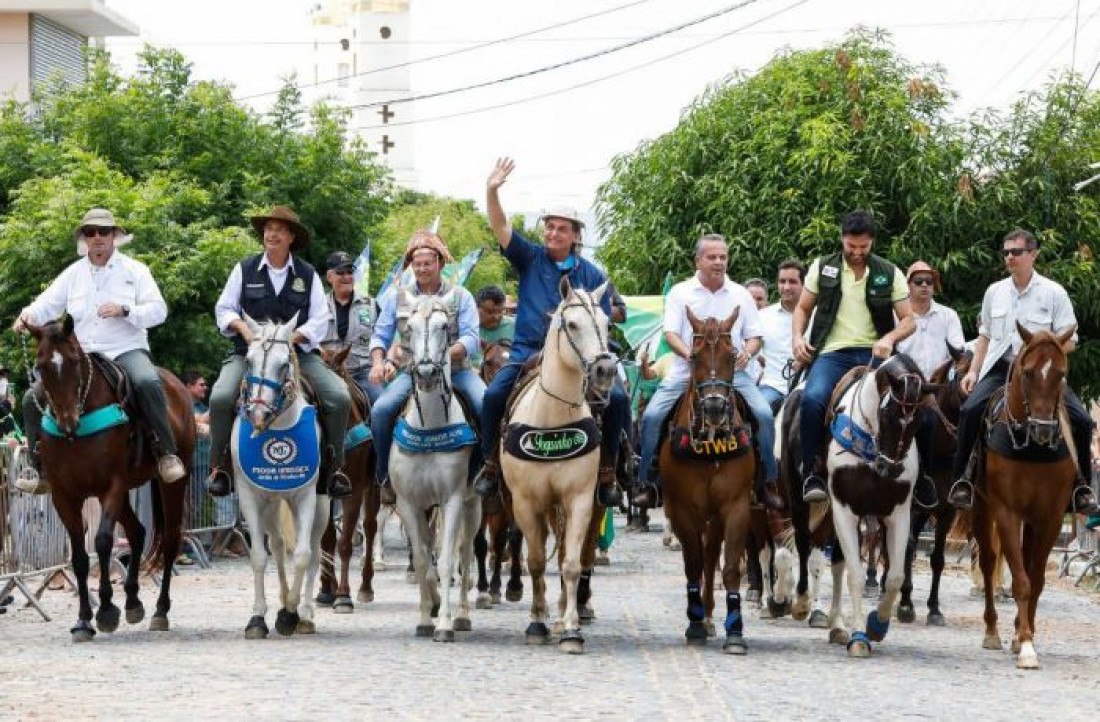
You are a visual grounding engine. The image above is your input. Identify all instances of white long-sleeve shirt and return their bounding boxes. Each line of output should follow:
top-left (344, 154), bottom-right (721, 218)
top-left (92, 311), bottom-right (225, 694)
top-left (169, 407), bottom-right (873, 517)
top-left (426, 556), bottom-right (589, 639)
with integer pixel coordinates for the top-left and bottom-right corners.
top-left (214, 254), bottom-right (330, 352)
top-left (21, 252), bottom-right (167, 360)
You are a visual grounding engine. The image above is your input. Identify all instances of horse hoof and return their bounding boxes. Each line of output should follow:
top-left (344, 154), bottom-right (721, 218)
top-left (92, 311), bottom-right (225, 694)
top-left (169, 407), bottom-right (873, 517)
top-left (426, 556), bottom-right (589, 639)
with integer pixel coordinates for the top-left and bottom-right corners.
top-left (454, 617), bottom-right (472, 632)
top-left (982, 634), bottom-right (1002, 650)
top-left (506, 583), bottom-right (523, 603)
top-left (791, 596), bottom-right (810, 621)
top-left (809, 610), bottom-right (829, 629)
top-left (95, 604), bottom-right (121, 634)
top-left (274, 609), bottom-right (300, 636)
top-left (416, 623), bottom-right (435, 637)
top-left (490, 591), bottom-right (502, 605)
top-left (315, 591), bottom-right (335, 607)
top-left (685, 622), bottom-right (708, 645)
top-left (333, 597), bottom-right (355, 614)
top-left (1016, 642), bottom-right (1039, 670)
top-left (125, 603), bottom-right (145, 625)
top-left (766, 597), bottom-right (789, 619)
top-left (745, 589), bottom-right (761, 605)
top-left (149, 615), bottom-right (170, 632)
top-left (559, 630), bottom-right (584, 655)
top-left (926, 611), bottom-right (946, 627)
top-left (433, 628), bottom-right (456, 643)
top-left (296, 619), bottom-right (316, 635)
top-left (703, 620), bottom-right (717, 638)
top-left (828, 628), bottom-right (849, 646)
top-left (525, 622), bottom-right (550, 645)
top-left (357, 589), bottom-right (374, 604)
top-left (723, 635), bottom-right (747, 655)
top-left (579, 603), bottom-right (596, 624)
top-left (373, 559), bottom-right (386, 572)
top-left (669, 541), bottom-right (682, 551)
top-left (244, 616), bottom-right (269, 640)
top-left (70, 620), bottom-right (96, 643)
top-left (866, 610), bottom-right (890, 643)
top-left (896, 603), bottom-right (916, 624)
top-left (847, 637), bottom-right (872, 658)
top-left (476, 594), bottom-right (493, 610)
top-left (1010, 637), bottom-right (1021, 654)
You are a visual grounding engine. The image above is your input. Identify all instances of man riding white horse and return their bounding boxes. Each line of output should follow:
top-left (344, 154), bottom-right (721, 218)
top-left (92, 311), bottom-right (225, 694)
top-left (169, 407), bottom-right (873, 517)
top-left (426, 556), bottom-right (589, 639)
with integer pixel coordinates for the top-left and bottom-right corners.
top-left (205, 205), bottom-right (353, 499)
top-left (13, 207), bottom-right (187, 493)
top-left (368, 227), bottom-right (486, 502)
top-left (948, 228), bottom-right (1098, 514)
top-left (473, 158), bottom-right (631, 509)
top-left (632, 233), bottom-right (784, 511)
top-left (791, 210), bottom-right (930, 506)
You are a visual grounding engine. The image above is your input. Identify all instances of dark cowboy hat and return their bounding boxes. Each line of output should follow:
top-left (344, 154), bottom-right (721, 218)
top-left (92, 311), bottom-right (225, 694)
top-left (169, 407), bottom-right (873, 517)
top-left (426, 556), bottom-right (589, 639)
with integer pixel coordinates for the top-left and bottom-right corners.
top-left (249, 205), bottom-right (311, 250)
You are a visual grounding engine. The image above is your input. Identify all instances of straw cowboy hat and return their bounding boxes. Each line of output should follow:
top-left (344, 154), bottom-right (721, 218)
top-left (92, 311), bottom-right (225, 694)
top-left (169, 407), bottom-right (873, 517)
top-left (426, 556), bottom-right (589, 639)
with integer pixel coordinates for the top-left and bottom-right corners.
top-left (905, 260), bottom-right (941, 292)
top-left (249, 205), bottom-right (311, 250)
top-left (73, 208), bottom-right (132, 256)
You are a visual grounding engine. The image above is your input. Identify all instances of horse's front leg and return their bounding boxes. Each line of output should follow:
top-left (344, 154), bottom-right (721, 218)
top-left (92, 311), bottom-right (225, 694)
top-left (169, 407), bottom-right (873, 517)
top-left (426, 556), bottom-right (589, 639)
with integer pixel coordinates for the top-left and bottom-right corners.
top-left (360, 481), bottom-right (380, 603)
top-left (53, 494), bottom-right (96, 642)
top-left (808, 547), bottom-right (829, 627)
top-left (926, 506), bottom-right (954, 626)
top-left (335, 490), bottom-right (363, 611)
top-left (720, 499), bottom-right (750, 654)
top-left (238, 487), bottom-right (270, 639)
top-left (833, 509), bottom-right (869, 656)
top-left (557, 489), bottom-right (594, 654)
top-left (395, 494), bottom-right (436, 637)
top-left (92, 493), bottom-right (122, 635)
top-left (474, 517), bottom-right (491, 608)
top-left (702, 515), bottom-right (723, 637)
top-left (510, 489), bottom-right (550, 645)
top-left (432, 492), bottom-right (465, 642)
top-left (868, 509), bottom-right (911, 646)
top-left (455, 491), bottom-right (481, 632)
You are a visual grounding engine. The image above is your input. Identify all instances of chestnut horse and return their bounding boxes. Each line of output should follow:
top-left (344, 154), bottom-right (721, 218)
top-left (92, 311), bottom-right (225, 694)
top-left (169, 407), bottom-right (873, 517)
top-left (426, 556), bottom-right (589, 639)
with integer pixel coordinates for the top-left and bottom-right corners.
top-left (317, 345), bottom-right (380, 612)
top-left (28, 317), bottom-right (195, 642)
top-left (661, 307), bottom-right (757, 654)
top-left (974, 323), bottom-right (1077, 669)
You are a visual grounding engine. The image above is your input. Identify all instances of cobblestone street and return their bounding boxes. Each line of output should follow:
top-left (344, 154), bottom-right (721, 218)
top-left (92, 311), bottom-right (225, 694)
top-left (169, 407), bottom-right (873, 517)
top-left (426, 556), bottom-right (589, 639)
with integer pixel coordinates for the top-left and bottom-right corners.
top-left (2, 511), bottom-right (1097, 721)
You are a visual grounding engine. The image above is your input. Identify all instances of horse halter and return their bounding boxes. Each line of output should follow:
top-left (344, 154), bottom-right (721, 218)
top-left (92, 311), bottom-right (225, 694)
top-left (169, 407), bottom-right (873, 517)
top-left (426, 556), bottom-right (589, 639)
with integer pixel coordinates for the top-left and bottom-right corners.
top-left (243, 335), bottom-right (298, 425)
top-left (1004, 341), bottom-right (1064, 450)
top-left (23, 332), bottom-right (92, 438)
top-left (853, 360), bottom-right (924, 479)
top-left (689, 328), bottom-right (736, 430)
top-left (409, 301), bottom-right (454, 423)
top-left (541, 294), bottom-right (614, 409)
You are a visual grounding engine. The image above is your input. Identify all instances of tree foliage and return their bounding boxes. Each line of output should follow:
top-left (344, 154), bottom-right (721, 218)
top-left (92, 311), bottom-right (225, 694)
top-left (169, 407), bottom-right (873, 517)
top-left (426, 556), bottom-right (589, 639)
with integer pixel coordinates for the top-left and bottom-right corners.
top-left (596, 29), bottom-right (1100, 397)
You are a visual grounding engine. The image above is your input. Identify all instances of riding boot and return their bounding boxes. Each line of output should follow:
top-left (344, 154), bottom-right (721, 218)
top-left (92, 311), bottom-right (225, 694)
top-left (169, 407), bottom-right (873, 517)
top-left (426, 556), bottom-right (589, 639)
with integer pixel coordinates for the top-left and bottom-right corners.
top-left (322, 445), bottom-right (351, 499)
top-left (329, 469), bottom-right (352, 499)
top-left (802, 455), bottom-right (828, 503)
top-left (596, 465), bottom-right (622, 508)
top-left (633, 479), bottom-right (661, 509)
top-left (948, 449), bottom-right (979, 509)
top-left (473, 458), bottom-right (501, 498)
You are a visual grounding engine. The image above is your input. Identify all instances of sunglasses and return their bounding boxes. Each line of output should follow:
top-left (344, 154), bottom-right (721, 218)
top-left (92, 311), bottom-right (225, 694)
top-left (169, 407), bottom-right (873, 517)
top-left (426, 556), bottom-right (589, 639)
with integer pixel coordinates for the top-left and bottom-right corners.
top-left (332, 268), bottom-right (354, 276)
top-left (1002, 248), bottom-right (1030, 258)
top-left (910, 277), bottom-right (935, 287)
top-left (82, 226), bottom-right (115, 238)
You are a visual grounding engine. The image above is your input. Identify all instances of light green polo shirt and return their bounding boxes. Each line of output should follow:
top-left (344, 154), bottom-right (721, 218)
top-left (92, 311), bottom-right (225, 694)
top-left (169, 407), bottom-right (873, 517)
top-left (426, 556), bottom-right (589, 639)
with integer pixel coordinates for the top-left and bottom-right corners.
top-left (805, 258), bottom-right (908, 354)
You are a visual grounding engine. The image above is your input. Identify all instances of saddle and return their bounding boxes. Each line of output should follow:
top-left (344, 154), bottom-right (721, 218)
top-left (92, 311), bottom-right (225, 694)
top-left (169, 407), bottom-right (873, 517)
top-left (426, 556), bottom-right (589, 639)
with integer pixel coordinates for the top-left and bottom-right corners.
top-left (982, 387), bottom-right (1070, 463)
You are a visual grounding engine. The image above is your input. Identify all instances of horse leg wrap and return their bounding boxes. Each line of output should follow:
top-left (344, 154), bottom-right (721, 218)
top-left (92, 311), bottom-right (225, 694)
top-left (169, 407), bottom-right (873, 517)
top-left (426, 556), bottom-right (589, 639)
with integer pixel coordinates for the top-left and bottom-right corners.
top-left (577, 570), bottom-right (592, 608)
top-left (724, 591), bottom-right (743, 636)
top-left (866, 610), bottom-right (890, 642)
top-left (847, 630), bottom-right (871, 651)
top-left (686, 583), bottom-right (705, 623)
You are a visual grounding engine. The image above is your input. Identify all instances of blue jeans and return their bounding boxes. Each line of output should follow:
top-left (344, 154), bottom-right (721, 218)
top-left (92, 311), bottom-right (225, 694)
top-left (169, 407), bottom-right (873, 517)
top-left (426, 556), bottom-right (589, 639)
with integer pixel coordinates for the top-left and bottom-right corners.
top-left (799, 348), bottom-right (873, 478)
top-left (370, 367), bottom-right (486, 483)
top-left (637, 371), bottom-right (779, 486)
top-left (480, 362), bottom-right (629, 469)
top-left (759, 385), bottom-right (785, 415)
top-left (350, 367), bottom-right (385, 404)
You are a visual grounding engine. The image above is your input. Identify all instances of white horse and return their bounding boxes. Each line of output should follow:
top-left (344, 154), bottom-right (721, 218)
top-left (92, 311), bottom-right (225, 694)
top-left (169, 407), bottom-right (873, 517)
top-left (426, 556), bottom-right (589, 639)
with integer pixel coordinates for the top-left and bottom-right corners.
top-left (233, 315), bottom-right (330, 639)
top-left (502, 277), bottom-right (614, 654)
top-left (824, 354), bottom-right (931, 656)
top-left (389, 289), bottom-right (480, 642)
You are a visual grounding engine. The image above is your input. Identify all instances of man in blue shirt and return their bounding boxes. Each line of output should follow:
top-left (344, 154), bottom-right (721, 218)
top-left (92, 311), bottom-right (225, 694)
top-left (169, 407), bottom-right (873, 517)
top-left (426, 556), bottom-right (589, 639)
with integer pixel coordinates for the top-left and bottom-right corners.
top-left (368, 228), bottom-right (486, 497)
top-left (473, 157), bottom-right (630, 508)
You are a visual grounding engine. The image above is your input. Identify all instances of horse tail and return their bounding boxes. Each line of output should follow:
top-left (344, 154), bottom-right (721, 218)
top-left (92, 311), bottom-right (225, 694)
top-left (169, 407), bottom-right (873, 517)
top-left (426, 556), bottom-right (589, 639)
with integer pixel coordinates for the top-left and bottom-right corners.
top-left (141, 477), bottom-right (168, 571)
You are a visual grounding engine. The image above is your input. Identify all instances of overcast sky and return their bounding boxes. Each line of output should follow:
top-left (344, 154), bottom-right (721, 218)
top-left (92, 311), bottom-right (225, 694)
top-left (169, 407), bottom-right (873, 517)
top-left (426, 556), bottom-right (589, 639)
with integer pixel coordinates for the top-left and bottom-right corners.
top-left (104, 0), bottom-right (1100, 214)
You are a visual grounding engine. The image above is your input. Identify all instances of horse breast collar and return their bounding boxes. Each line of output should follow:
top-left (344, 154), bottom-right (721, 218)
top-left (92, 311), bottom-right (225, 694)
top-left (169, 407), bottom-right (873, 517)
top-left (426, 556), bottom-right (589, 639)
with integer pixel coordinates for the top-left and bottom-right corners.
top-left (984, 387), bottom-right (1070, 462)
top-left (236, 405), bottom-right (321, 491)
top-left (504, 417), bottom-right (600, 462)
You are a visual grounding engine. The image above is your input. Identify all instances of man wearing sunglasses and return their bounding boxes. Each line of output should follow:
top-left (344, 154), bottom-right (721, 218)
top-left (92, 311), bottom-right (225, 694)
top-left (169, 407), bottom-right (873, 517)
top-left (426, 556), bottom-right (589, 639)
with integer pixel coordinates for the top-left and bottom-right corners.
top-left (896, 261), bottom-right (966, 509)
top-left (12, 208), bottom-right (187, 493)
top-left (322, 251), bottom-right (383, 403)
top-left (949, 229), bottom-right (1098, 513)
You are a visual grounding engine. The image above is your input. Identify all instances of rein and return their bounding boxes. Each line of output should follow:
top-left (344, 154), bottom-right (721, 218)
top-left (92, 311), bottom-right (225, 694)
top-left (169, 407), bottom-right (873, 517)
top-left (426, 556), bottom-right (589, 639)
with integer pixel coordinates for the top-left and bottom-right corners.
top-left (847, 358), bottom-right (924, 476)
top-left (22, 332), bottom-right (94, 428)
top-left (539, 295), bottom-right (613, 409)
top-left (242, 335), bottom-right (301, 426)
top-left (409, 301), bottom-right (455, 425)
top-left (687, 328), bottom-right (737, 434)
top-left (1001, 340), bottom-right (1064, 450)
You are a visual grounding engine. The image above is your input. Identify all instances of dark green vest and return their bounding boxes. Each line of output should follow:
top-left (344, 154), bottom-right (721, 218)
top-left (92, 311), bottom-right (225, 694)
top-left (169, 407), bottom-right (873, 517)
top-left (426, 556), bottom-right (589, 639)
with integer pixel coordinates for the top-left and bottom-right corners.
top-left (808, 251), bottom-right (897, 350)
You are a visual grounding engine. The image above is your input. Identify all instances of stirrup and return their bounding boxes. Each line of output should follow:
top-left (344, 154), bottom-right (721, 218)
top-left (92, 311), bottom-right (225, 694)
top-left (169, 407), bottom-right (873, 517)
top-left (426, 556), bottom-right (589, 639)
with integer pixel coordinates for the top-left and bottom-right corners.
top-left (1072, 484), bottom-right (1099, 515)
top-left (473, 462), bottom-right (501, 497)
top-left (912, 474), bottom-right (939, 510)
top-left (802, 474), bottom-right (827, 504)
top-left (206, 467), bottom-right (232, 497)
top-left (948, 478), bottom-right (973, 510)
top-left (633, 483), bottom-right (660, 509)
top-left (328, 470), bottom-right (352, 499)
top-left (14, 465), bottom-right (50, 495)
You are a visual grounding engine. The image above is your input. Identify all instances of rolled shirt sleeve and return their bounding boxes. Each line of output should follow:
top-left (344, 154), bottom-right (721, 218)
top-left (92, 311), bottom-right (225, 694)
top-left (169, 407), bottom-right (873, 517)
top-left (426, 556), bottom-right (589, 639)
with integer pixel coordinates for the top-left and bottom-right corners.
top-left (368, 288), bottom-right (398, 355)
top-left (456, 289), bottom-right (480, 360)
top-left (890, 267), bottom-right (909, 302)
top-left (214, 264), bottom-right (244, 336)
top-left (294, 271), bottom-right (332, 351)
top-left (1051, 285), bottom-right (1079, 343)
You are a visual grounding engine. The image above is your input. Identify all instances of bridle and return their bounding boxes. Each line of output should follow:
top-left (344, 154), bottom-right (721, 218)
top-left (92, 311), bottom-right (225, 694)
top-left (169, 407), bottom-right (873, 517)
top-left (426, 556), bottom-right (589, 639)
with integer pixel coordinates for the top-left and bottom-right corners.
top-left (851, 358), bottom-right (925, 478)
top-left (540, 293), bottom-right (614, 409)
top-left (22, 332), bottom-right (93, 437)
top-left (408, 300), bottom-right (455, 424)
top-left (242, 334), bottom-right (299, 426)
top-left (1003, 339), bottom-right (1064, 450)
top-left (688, 326), bottom-right (737, 432)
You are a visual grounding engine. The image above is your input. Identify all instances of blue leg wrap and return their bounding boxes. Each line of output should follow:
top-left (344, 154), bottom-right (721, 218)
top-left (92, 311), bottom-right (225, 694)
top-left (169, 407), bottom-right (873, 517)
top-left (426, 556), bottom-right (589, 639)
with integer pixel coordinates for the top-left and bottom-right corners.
top-left (866, 609), bottom-right (890, 642)
top-left (725, 591), bottom-right (743, 635)
top-left (847, 629), bottom-right (871, 651)
top-left (686, 583), bottom-right (705, 622)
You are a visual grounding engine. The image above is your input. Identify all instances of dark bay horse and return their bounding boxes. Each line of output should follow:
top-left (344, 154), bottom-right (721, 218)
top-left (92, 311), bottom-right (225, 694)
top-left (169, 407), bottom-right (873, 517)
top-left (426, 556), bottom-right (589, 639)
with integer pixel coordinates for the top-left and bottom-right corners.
top-left (317, 345), bottom-right (380, 612)
top-left (660, 307), bottom-right (757, 654)
top-left (974, 323), bottom-right (1077, 669)
top-left (898, 344), bottom-right (972, 626)
top-left (28, 317), bottom-right (195, 641)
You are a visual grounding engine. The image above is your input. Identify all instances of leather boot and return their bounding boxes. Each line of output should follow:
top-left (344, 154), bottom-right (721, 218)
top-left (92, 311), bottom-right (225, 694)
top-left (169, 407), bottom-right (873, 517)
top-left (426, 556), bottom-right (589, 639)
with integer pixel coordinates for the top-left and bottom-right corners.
top-left (596, 466), bottom-right (622, 507)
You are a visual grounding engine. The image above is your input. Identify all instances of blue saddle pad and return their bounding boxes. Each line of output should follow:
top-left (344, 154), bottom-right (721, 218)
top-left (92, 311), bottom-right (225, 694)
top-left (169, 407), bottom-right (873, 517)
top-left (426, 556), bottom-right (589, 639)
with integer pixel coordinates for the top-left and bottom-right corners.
top-left (830, 412), bottom-right (877, 462)
top-left (345, 421), bottom-right (372, 451)
top-left (393, 417), bottom-right (477, 453)
top-left (42, 404), bottom-right (129, 439)
top-left (237, 406), bottom-right (321, 491)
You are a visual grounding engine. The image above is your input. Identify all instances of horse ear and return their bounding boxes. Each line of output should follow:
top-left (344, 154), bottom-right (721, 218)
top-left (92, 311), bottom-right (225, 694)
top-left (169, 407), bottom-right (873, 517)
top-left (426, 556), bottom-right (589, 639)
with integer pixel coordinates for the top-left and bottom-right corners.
top-left (559, 275), bottom-right (574, 302)
top-left (1056, 324), bottom-right (1077, 347)
top-left (920, 382), bottom-right (943, 396)
top-left (62, 314), bottom-right (74, 338)
top-left (1016, 321), bottom-right (1033, 345)
top-left (439, 287), bottom-right (458, 307)
top-left (398, 286), bottom-right (415, 311)
top-left (685, 305), bottom-right (702, 330)
top-left (590, 280), bottom-right (609, 305)
top-left (720, 306), bottom-right (741, 333)
top-left (243, 313), bottom-right (262, 338)
top-left (947, 342), bottom-right (963, 362)
top-left (279, 312), bottom-right (299, 340)
top-left (334, 345), bottom-right (351, 367)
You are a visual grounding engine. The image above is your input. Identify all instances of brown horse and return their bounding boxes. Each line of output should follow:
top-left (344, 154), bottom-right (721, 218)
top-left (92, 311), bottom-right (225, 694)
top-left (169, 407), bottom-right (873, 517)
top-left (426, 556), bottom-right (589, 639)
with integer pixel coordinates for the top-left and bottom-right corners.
top-left (28, 317), bottom-right (195, 641)
top-left (474, 339), bottom-right (524, 608)
top-left (661, 307), bottom-right (757, 653)
top-left (974, 323), bottom-right (1076, 669)
top-left (317, 346), bottom-right (379, 612)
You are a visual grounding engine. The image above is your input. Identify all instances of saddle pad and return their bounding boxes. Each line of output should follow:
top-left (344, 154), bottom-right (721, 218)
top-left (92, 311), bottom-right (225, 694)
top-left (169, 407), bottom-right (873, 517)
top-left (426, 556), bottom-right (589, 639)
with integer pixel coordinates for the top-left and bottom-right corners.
top-left (344, 421), bottom-right (372, 451)
top-left (42, 404), bottom-right (129, 439)
top-left (830, 412), bottom-right (877, 462)
top-left (504, 417), bottom-right (600, 462)
top-left (668, 425), bottom-right (751, 461)
top-left (393, 417), bottom-right (477, 453)
top-left (237, 406), bottom-right (320, 492)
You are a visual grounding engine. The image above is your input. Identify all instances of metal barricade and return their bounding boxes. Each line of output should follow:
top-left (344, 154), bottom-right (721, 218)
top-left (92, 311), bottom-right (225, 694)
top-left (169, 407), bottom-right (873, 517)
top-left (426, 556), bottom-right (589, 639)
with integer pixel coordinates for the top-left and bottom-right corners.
top-left (181, 436), bottom-right (246, 568)
top-left (1058, 515), bottom-right (1100, 590)
top-left (0, 443), bottom-right (72, 621)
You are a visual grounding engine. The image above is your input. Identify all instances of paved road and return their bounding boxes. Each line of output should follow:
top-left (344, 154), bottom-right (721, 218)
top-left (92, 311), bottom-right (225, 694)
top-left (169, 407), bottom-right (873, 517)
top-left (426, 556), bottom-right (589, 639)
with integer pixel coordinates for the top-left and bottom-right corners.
top-left (1, 511), bottom-right (1097, 720)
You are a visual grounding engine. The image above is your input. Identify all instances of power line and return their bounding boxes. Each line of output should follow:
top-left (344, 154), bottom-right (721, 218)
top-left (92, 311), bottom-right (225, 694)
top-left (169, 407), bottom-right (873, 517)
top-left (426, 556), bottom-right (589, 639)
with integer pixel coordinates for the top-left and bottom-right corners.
top-left (235, 0), bottom-right (657, 102)
top-left (349, 0), bottom-right (809, 131)
top-left (339, 0), bottom-right (767, 111)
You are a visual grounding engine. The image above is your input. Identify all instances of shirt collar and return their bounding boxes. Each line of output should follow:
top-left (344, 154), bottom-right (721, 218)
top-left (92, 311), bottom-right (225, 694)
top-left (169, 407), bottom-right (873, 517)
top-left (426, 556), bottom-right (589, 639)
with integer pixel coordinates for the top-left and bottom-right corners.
top-left (258, 253), bottom-right (295, 272)
top-left (688, 274), bottom-right (733, 292)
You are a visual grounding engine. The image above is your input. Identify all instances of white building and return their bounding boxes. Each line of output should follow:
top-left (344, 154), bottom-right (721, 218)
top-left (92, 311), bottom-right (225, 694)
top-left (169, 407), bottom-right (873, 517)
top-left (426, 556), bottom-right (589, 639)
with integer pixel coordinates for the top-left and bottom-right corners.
top-left (0, 1), bottom-right (138, 102)
top-left (304, 0), bottom-right (416, 188)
